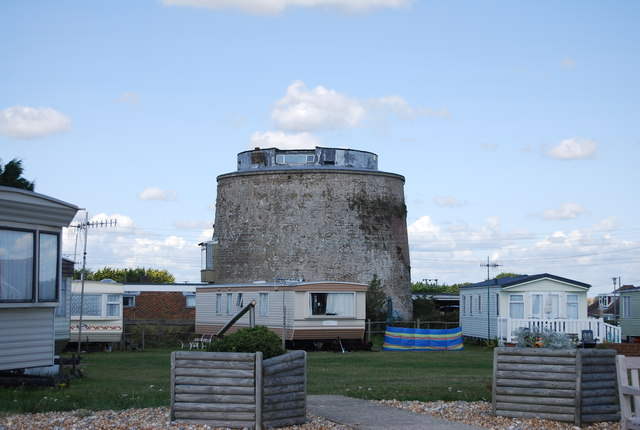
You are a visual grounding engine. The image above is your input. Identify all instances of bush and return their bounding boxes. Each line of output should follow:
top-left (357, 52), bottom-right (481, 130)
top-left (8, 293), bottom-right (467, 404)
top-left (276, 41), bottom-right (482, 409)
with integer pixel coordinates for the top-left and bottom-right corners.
top-left (513, 327), bottom-right (575, 349)
top-left (207, 326), bottom-right (285, 359)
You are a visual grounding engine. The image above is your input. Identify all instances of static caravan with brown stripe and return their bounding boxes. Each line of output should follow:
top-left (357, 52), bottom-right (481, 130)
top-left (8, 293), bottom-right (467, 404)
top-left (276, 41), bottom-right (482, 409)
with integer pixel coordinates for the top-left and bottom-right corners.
top-left (195, 281), bottom-right (367, 348)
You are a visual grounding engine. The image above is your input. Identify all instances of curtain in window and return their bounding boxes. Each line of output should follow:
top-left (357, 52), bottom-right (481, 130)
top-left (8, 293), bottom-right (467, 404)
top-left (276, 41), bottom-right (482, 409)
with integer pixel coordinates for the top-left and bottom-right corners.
top-left (38, 233), bottom-right (59, 301)
top-left (0, 229), bottom-right (34, 301)
top-left (107, 294), bottom-right (120, 317)
top-left (509, 295), bottom-right (524, 319)
top-left (259, 293), bottom-right (269, 316)
top-left (532, 294), bottom-right (542, 318)
top-left (325, 293), bottom-right (353, 316)
top-left (545, 294), bottom-right (559, 319)
top-left (71, 294), bottom-right (102, 316)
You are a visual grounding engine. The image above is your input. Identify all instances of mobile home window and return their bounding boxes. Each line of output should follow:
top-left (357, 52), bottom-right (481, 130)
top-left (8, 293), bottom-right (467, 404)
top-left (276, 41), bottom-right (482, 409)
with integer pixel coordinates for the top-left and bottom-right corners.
top-left (259, 293), bottom-right (269, 316)
top-left (38, 233), bottom-right (59, 301)
top-left (123, 296), bottom-right (136, 308)
top-left (496, 293), bottom-right (500, 316)
top-left (226, 293), bottom-right (233, 315)
top-left (0, 229), bottom-right (34, 301)
top-left (309, 292), bottom-right (354, 316)
top-left (107, 294), bottom-right (121, 317)
top-left (509, 294), bottom-right (524, 319)
top-left (216, 293), bottom-right (222, 315)
top-left (185, 293), bottom-right (196, 308)
top-left (532, 294), bottom-right (543, 319)
top-left (623, 296), bottom-right (631, 318)
top-left (71, 294), bottom-right (102, 317)
top-left (236, 293), bottom-right (243, 307)
top-left (566, 294), bottom-right (578, 319)
top-left (477, 295), bottom-right (482, 313)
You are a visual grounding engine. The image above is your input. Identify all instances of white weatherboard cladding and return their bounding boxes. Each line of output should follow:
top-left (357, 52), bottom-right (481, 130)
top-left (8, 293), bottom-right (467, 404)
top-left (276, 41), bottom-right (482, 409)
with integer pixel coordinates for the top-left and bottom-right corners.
top-left (196, 290), bottom-right (295, 331)
top-left (0, 307), bottom-right (55, 370)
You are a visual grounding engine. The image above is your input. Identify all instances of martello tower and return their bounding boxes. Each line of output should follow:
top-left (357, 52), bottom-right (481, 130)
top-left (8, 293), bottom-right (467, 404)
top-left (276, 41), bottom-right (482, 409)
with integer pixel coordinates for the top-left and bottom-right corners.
top-left (201, 147), bottom-right (413, 319)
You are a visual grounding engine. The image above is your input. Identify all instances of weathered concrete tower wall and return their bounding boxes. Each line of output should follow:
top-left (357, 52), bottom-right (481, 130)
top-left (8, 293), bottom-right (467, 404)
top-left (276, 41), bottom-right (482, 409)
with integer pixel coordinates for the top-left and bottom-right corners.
top-left (209, 147), bottom-right (413, 319)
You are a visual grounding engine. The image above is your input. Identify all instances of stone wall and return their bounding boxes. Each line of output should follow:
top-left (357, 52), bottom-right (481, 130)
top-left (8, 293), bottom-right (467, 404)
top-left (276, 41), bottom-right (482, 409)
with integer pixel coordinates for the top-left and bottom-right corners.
top-left (212, 168), bottom-right (413, 319)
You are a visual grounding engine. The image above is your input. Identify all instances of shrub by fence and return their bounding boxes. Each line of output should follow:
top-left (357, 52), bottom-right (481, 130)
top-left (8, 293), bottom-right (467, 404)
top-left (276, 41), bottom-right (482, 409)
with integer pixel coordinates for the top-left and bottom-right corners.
top-left (170, 350), bottom-right (306, 429)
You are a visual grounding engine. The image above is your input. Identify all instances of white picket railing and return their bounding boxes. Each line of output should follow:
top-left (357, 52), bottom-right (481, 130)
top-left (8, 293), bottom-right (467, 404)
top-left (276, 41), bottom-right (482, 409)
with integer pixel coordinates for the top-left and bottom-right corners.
top-left (498, 317), bottom-right (620, 344)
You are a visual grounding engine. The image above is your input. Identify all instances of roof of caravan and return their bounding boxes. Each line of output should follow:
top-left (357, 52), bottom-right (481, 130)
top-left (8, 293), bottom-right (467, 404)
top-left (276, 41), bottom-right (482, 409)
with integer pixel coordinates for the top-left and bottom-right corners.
top-left (123, 283), bottom-right (206, 293)
top-left (0, 185), bottom-right (79, 227)
top-left (196, 281), bottom-right (368, 290)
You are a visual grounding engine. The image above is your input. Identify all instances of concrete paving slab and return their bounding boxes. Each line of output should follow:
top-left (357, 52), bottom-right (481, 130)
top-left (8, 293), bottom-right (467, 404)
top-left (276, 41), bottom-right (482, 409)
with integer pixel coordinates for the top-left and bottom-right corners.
top-left (307, 395), bottom-right (484, 430)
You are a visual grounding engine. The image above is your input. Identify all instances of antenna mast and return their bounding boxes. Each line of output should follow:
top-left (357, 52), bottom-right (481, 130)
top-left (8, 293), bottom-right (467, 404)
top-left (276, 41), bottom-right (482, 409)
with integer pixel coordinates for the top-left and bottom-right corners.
top-left (481, 256), bottom-right (502, 280)
top-left (71, 213), bottom-right (117, 356)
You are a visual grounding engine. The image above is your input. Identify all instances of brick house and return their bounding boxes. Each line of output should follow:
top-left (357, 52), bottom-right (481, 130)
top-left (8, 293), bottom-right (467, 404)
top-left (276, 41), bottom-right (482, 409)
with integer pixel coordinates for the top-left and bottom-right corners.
top-left (122, 283), bottom-right (206, 345)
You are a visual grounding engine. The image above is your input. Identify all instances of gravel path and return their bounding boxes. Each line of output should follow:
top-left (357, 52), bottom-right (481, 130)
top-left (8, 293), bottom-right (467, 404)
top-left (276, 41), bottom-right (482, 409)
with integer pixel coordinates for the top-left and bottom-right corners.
top-left (0, 401), bottom-right (621, 429)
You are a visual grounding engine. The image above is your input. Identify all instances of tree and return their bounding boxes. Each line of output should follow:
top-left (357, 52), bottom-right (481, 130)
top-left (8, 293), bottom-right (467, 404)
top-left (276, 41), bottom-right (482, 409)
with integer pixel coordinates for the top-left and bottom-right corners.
top-left (366, 274), bottom-right (388, 321)
top-left (0, 159), bottom-right (35, 190)
top-left (495, 272), bottom-right (523, 279)
top-left (76, 266), bottom-right (176, 283)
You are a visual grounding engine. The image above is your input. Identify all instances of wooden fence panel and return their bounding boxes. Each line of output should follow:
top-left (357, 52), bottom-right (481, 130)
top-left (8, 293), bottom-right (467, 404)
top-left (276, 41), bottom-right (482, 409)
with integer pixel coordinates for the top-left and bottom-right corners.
top-left (492, 347), bottom-right (620, 425)
top-left (262, 350), bottom-right (307, 428)
top-left (171, 350), bottom-right (307, 429)
top-left (171, 351), bottom-right (258, 429)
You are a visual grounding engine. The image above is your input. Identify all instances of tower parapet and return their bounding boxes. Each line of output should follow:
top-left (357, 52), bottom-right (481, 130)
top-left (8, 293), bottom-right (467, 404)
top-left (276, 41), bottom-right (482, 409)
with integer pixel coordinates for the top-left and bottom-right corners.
top-left (237, 147), bottom-right (378, 171)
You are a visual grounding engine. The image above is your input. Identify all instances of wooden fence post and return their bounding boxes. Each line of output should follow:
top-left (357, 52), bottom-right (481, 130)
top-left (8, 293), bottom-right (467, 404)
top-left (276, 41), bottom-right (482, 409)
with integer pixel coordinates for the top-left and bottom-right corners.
top-left (255, 352), bottom-right (263, 430)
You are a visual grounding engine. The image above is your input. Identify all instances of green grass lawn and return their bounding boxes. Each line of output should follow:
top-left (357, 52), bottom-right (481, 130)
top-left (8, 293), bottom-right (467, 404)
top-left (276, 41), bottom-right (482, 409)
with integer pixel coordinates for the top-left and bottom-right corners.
top-left (307, 347), bottom-right (493, 402)
top-left (0, 345), bottom-right (493, 415)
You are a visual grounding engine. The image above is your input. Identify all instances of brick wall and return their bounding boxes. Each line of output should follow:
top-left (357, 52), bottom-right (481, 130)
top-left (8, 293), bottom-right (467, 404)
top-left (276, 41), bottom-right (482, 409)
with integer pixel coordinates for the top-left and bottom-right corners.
top-left (601, 343), bottom-right (640, 357)
top-left (124, 292), bottom-right (195, 323)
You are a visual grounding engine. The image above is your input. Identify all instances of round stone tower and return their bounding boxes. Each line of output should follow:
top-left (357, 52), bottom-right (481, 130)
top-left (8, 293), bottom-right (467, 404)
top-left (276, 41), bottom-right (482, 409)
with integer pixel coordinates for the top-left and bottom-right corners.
top-left (203, 147), bottom-right (413, 319)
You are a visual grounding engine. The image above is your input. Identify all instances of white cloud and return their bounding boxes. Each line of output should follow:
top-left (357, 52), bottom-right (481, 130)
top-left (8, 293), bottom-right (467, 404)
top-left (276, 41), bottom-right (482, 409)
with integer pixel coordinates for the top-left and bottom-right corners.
top-left (272, 81), bottom-right (367, 132)
top-left (63, 212), bottom-right (204, 283)
top-left (408, 215), bottom-right (441, 235)
top-left (249, 131), bottom-right (323, 149)
top-left (138, 187), bottom-right (178, 201)
top-left (118, 92), bottom-right (140, 105)
top-left (562, 57), bottom-right (576, 68)
top-left (416, 107), bottom-right (452, 119)
top-left (160, 0), bottom-right (412, 15)
top-left (434, 196), bottom-right (464, 208)
top-left (270, 80), bottom-right (439, 135)
top-left (0, 106), bottom-right (71, 139)
top-left (481, 143), bottom-right (499, 152)
top-left (539, 203), bottom-right (587, 220)
top-left (407, 213), bottom-right (639, 296)
top-left (549, 137), bottom-right (598, 160)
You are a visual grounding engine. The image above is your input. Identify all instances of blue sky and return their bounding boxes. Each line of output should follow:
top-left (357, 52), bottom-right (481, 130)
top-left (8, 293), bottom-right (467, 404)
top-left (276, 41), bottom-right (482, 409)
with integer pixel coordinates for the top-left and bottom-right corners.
top-left (1, 0), bottom-right (638, 297)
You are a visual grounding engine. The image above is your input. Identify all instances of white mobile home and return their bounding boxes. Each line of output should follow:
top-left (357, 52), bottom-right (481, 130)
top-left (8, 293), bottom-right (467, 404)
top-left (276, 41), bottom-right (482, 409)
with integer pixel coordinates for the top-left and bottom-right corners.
top-left (460, 273), bottom-right (620, 344)
top-left (70, 280), bottom-right (124, 346)
top-left (0, 186), bottom-right (79, 371)
top-left (196, 281), bottom-right (367, 347)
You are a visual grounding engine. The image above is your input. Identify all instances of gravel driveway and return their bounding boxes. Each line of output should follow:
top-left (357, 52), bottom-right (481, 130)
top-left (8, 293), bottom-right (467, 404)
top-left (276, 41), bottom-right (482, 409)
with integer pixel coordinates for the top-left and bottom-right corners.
top-left (0, 401), bottom-right (622, 429)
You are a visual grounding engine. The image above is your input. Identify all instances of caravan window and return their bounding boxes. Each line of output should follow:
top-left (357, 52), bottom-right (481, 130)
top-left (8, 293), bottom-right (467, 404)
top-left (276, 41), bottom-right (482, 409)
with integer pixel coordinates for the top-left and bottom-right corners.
top-left (0, 229), bottom-right (34, 301)
top-left (566, 294), bottom-right (578, 319)
top-left (216, 293), bottom-right (222, 315)
top-left (107, 294), bottom-right (120, 317)
top-left (71, 294), bottom-right (102, 317)
top-left (623, 296), bottom-right (631, 318)
top-left (309, 292), bottom-right (354, 316)
top-left (38, 233), bottom-right (59, 301)
top-left (259, 293), bottom-right (269, 316)
top-left (1, 228), bottom-right (62, 303)
top-left (226, 293), bottom-right (233, 315)
top-left (509, 294), bottom-right (524, 319)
